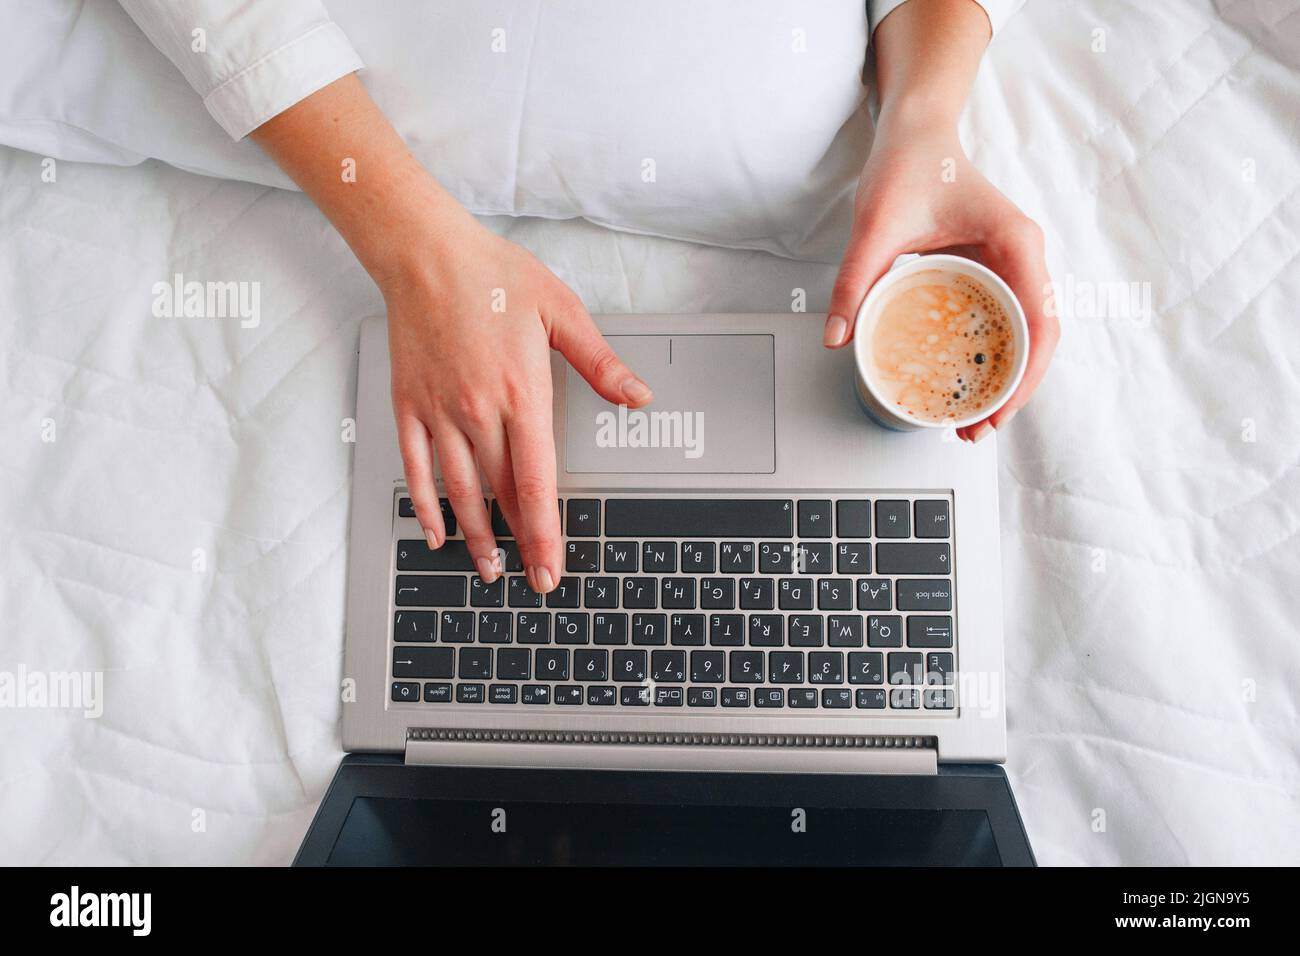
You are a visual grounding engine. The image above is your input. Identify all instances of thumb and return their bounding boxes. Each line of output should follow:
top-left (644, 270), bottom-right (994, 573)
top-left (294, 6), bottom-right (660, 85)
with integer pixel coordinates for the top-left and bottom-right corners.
top-left (824, 226), bottom-right (902, 349)
top-left (548, 295), bottom-right (653, 407)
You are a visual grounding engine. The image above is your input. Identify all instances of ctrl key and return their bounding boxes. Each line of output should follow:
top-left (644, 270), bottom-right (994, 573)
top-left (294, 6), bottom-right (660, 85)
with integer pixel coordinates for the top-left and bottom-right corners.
top-left (391, 681), bottom-right (420, 703)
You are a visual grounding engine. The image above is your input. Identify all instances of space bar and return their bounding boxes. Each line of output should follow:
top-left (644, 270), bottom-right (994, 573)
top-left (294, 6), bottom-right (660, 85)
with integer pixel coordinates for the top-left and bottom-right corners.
top-left (604, 499), bottom-right (793, 537)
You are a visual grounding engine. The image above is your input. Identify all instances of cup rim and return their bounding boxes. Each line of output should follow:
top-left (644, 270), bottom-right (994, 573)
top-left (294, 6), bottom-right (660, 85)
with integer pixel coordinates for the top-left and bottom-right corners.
top-left (852, 254), bottom-right (1030, 430)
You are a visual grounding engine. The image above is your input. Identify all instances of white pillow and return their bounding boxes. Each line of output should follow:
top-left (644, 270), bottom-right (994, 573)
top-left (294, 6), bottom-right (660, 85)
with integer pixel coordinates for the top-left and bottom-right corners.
top-left (0, 0), bottom-right (872, 261)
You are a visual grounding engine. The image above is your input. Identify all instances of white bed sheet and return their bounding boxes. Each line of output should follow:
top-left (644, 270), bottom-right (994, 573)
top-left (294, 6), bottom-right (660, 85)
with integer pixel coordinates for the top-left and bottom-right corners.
top-left (1, 0), bottom-right (1297, 865)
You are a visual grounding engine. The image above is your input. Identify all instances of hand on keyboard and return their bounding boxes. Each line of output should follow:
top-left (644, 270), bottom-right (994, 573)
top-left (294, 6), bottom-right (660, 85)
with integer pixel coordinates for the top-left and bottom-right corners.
top-left (385, 222), bottom-right (653, 594)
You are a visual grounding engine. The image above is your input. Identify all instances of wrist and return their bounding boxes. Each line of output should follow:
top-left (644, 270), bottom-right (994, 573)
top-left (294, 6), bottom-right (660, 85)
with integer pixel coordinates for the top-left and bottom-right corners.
top-left (875, 91), bottom-right (963, 146)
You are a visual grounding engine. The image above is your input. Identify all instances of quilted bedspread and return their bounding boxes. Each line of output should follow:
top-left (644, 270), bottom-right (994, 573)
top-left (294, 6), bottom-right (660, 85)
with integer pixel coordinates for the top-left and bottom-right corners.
top-left (1, 0), bottom-right (1297, 864)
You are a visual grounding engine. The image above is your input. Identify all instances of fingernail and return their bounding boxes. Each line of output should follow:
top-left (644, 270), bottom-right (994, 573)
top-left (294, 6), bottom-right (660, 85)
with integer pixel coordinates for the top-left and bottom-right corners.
top-left (532, 566), bottom-right (555, 593)
top-left (621, 377), bottom-right (652, 404)
top-left (970, 422), bottom-right (993, 443)
top-left (476, 557), bottom-right (498, 583)
top-left (424, 528), bottom-right (441, 550)
top-left (823, 314), bottom-right (848, 348)
top-left (994, 407), bottom-right (1018, 430)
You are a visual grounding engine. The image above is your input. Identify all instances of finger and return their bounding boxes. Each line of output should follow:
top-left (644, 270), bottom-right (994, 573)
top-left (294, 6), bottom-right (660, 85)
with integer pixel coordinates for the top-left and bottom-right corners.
top-left (547, 294), bottom-right (652, 407)
top-left (431, 424), bottom-right (500, 581)
top-left (504, 406), bottom-right (562, 593)
top-left (825, 218), bottom-right (904, 348)
top-left (396, 413), bottom-right (444, 549)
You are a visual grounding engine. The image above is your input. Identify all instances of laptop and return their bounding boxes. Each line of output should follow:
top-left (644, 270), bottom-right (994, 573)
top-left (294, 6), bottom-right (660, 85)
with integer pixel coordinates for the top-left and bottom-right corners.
top-left (294, 313), bottom-right (1034, 866)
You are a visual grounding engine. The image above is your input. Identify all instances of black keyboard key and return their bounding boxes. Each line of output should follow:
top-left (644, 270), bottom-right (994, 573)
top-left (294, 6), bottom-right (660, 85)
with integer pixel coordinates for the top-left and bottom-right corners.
top-left (797, 499), bottom-right (832, 538)
top-left (535, 648), bottom-right (570, 681)
top-left (856, 688), bottom-right (887, 709)
top-left (391, 681), bottom-right (420, 703)
top-left (507, 576), bottom-right (542, 608)
top-left (470, 575), bottom-right (505, 608)
top-left (456, 683), bottom-right (486, 703)
top-left (613, 650), bottom-right (647, 682)
top-left (778, 578), bottom-right (814, 610)
top-left (396, 540), bottom-right (475, 572)
top-left (875, 500), bottom-right (911, 538)
top-left (605, 498), bottom-right (793, 537)
top-left (759, 541), bottom-right (794, 573)
top-left (621, 576), bottom-right (657, 609)
top-left (670, 613), bottom-right (705, 646)
top-left (827, 615), bottom-right (864, 647)
top-left (748, 614), bottom-right (784, 647)
top-left (924, 688), bottom-right (955, 710)
top-left (857, 578), bottom-right (893, 611)
top-left (794, 541), bottom-right (832, 574)
top-left (926, 652), bottom-right (955, 685)
top-left (721, 687), bottom-right (752, 708)
top-left (719, 542), bottom-right (755, 573)
top-left (849, 652), bottom-right (884, 684)
top-left (822, 688), bottom-right (853, 709)
top-left (888, 652), bottom-right (924, 685)
top-left (398, 497), bottom-right (416, 518)
top-left (654, 686), bottom-right (684, 707)
top-left (897, 579), bottom-right (953, 611)
top-left (566, 541), bottom-right (600, 573)
top-left (890, 688), bottom-right (920, 709)
top-left (915, 500), bottom-right (951, 539)
top-left (593, 612), bottom-right (629, 645)
top-left (699, 578), bottom-right (735, 610)
top-left (438, 498), bottom-right (456, 535)
top-left (555, 685), bottom-right (583, 705)
top-left (522, 684), bottom-right (551, 705)
top-left (740, 578), bottom-right (775, 610)
top-left (439, 610), bottom-right (474, 643)
top-left (574, 649), bottom-right (608, 681)
top-left (708, 613), bottom-right (745, 646)
top-left (755, 688), bottom-right (785, 708)
top-left (729, 651), bottom-right (764, 683)
top-left (836, 499), bottom-right (871, 537)
top-left (490, 500), bottom-right (512, 537)
top-left (423, 682), bottom-right (452, 703)
top-left (787, 615), bottom-right (823, 647)
top-left (489, 683), bottom-right (518, 704)
top-left (789, 688), bottom-right (818, 708)
top-left (566, 500), bottom-right (600, 536)
top-left (555, 612), bottom-right (590, 644)
top-left (583, 577), bottom-right (618, 609)
top-left (393, 611), bottom-right (437, 642)
top-left (458, 647), bottom-right (492, 679)
top-left (908, 615), bottom-right (954, 648)
top-left (496, 647), bottom-right (531, 681)
top-left (877, 542), bottom-right (951, 575)
top-left (808, 651), bottom-right (844, 684)
top-left (632, 613), bottom-right (667, 645)
top-left (836, 542), bottom-right (871, 575)
top-left (817, 578), bottom-right (852, 610)
top-left (681, 542), bottom-right (716, 573)
top-left (587, 685), bottom-right (617, 706)
top-left (395, 575), bottom-right (467, 607)
top-left (642, 542), bottom-right (676, 573)
top-left (769, 651), bottom-right (804, 684)
top-left (545, 577), bottom-right (582, 608)
top-left (650, 650), bottom-right (685, 683)
top-left (516, 612), bottom-right (551, 644)
top-left (392, 646), bottom-right (454, 680)
top-left (603, 541), bottom-right (638, 573)
top-left (661, 577), bottom-right (696, 609)
top-left (690, 650), bottom-right (726, 683)
top-left (620, 686), bottom-right (652, 706)
top-left (688, 687), bottom-right (719, 707)
top-left (868, 615), bottom-right (903, 647)
top-left (476, 611), bottom-right (512, 643)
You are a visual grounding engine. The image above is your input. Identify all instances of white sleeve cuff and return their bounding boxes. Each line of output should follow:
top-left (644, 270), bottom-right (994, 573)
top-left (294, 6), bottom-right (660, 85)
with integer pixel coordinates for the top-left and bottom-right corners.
top-left (202, 21), bottom-right (364, 140)
top-left (867, 0), bottom-right (1025, 41)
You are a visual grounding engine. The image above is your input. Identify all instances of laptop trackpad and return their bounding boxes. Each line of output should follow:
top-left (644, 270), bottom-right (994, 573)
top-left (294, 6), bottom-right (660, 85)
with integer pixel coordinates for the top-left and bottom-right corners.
top-left (564, 334), bottom-right (775, 474)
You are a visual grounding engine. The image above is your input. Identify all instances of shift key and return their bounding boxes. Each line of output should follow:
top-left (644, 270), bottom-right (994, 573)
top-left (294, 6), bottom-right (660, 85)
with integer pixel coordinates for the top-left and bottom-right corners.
top-left (876, 542), bottom-right (950, 575)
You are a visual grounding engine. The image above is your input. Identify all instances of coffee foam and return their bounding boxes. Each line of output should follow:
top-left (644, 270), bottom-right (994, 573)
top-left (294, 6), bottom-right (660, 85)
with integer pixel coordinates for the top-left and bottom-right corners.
top-left (866, 269), bottom-right (1015, 423)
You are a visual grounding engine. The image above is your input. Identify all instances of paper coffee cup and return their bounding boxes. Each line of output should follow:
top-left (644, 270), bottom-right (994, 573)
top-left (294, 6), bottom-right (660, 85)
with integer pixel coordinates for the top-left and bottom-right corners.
top-left (852, 254), bottom-right (1029, 431)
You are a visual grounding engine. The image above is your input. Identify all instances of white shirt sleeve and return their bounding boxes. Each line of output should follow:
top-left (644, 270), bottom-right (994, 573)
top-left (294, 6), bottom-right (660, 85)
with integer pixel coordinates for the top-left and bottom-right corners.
top-left (116, 0), bottom-right (364, 141)
top-left (867, 0), bottom-right (1026, 41)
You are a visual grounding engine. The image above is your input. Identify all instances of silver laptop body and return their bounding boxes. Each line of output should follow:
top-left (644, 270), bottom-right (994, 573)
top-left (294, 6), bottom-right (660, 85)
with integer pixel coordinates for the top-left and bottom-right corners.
top-left (343, 314), bottom-right (1007, 776)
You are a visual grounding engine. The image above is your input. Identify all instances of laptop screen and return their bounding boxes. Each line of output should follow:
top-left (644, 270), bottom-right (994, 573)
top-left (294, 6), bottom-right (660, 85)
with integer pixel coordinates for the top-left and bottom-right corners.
top-left (325, 796), bottom-right (1001, 866)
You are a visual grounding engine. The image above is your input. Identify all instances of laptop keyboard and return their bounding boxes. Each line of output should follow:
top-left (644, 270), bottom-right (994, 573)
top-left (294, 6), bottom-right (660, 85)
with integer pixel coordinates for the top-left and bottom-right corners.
top-left (389, 494), bottom-right (956, 714)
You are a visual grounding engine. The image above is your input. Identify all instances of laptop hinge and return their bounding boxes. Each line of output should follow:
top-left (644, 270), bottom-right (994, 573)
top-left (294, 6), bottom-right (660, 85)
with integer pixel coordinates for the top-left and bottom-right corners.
top-left (404, 729), bottom-right (938, 775)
